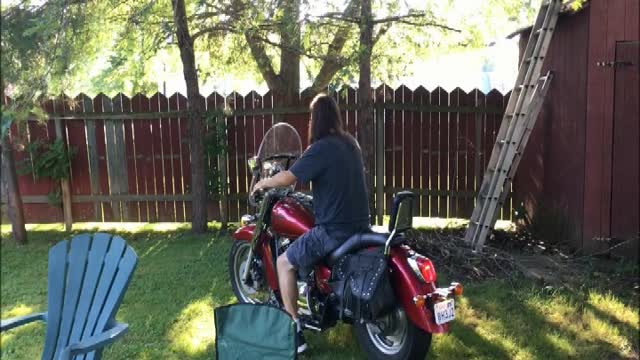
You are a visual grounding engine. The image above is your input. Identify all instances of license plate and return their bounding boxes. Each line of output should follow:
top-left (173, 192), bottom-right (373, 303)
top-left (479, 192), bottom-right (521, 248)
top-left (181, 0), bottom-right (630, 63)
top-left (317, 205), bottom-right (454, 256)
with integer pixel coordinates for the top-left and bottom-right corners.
top-left (434, 299), bottom-right (455, 325)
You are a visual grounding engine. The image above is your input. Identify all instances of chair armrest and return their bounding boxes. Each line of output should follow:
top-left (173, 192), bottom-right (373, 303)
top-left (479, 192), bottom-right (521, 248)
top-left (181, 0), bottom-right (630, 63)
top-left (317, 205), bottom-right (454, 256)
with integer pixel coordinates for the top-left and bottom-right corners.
top-left (1, 312), bottom-right (47, 332)
top-left (58, 323), bottom-right (129, 360)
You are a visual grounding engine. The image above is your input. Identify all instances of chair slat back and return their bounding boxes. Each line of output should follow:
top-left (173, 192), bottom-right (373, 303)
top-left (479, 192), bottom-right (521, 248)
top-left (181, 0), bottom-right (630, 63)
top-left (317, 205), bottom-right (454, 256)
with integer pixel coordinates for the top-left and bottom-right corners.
top-left (41, 240), bottom-right (70, 360)
top-left (55, 234), bottom-right (91, 354)
top-left (66, 234), bottom-right (111, 351)
top-left (42, 233), bottom-right (137, 360)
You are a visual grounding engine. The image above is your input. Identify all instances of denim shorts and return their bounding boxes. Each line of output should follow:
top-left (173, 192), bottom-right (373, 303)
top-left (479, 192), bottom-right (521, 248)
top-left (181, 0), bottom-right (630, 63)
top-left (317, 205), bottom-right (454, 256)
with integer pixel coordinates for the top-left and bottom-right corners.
top-left (286, 226), bottom-right (352, 269)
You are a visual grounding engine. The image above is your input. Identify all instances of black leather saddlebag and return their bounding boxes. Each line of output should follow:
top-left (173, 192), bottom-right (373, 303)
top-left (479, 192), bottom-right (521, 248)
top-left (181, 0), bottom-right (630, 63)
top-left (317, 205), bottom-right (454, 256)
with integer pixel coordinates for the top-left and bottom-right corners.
top-left (330, 249), bottom-right (396, 321)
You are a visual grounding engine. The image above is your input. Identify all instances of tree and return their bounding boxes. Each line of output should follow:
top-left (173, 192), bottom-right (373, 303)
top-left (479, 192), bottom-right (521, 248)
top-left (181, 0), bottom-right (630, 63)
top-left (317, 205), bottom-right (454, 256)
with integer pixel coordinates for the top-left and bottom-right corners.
top-left (357, 0), bottom-right (375, 217)
top-left (186, 0), bottom-right (360, 105)
top-left (2, 0), bottom-right (212, 234)
top-left (171, 0), bottom-right (208, 233)
top-left (1, 0), bottom-right (102, 243)
top-left (340, 1), bottom-right (459, 217)
top-left (1, 128), bottom-right (27, 245)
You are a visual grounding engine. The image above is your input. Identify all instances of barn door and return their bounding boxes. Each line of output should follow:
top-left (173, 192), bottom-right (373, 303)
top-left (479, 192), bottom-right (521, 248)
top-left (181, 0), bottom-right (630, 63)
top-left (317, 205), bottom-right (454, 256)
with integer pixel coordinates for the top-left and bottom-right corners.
top-left (610, 41), bottom-right (639, 257)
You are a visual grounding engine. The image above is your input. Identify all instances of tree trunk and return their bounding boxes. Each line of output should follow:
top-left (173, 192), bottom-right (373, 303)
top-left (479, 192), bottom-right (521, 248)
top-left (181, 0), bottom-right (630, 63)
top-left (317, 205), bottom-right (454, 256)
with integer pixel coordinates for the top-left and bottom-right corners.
top-left (276, 0), bottom-right (301, 106)
top-left (357, 0), bottom-right (376, 221)
top-left (172, 0), bottom-right (207, 233)
top-left (1, 134), bottom-right (27, 244)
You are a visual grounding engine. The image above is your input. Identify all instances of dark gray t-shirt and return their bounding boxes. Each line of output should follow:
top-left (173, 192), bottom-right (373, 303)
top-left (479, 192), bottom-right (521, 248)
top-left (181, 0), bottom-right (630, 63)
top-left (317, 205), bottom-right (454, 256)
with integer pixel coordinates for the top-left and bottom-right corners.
top-left (290, 134), bottom-right (370, 233)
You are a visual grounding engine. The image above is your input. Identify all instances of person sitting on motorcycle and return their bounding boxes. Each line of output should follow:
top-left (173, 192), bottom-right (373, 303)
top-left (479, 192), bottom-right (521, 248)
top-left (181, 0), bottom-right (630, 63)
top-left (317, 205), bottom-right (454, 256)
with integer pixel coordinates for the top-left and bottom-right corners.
top-left (252, 93), bottom-right (370, 353)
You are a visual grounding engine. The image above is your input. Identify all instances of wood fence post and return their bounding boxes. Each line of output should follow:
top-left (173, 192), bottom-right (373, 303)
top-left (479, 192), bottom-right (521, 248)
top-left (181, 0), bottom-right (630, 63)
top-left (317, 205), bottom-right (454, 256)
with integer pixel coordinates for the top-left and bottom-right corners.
top-left (54, 118), bottom-right (73, 231)
top-left (81, 95), bottom-right (102, 221)
top-left (375, 103), bottom-right (385, 225)
top-left (217, 115), bottom-right (229, 229)
top-left (112, 94), bottom-right (130, 221)
top-left (475, 93), bottom-right (483, 192)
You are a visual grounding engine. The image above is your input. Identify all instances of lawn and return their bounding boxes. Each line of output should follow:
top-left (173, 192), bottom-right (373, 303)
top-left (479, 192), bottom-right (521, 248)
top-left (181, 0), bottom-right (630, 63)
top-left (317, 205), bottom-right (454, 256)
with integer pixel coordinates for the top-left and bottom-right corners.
top-left (1, 223), bottom-right (638, 359)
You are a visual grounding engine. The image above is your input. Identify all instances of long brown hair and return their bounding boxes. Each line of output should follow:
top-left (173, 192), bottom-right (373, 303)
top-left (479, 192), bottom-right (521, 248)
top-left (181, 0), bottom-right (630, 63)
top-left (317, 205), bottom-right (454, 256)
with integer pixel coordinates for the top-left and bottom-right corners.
top-left (308, 93), bottom-right (346, 144)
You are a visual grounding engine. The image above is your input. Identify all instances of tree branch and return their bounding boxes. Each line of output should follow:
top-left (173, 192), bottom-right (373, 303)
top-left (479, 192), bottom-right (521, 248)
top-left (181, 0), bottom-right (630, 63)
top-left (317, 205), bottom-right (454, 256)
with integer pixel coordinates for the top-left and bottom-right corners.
top-left (372, 13), bottom-right (460, 32)
top-left (371, 13), bottom-right (426, 24)
top-left (304, 0), bottom-right (359, 98)
top-left (312, 13), bottom-right (359, 24)
top-left (244, 31), bottom-right (281, 90)
top-left (394, 19), bottom-right (460, 32)
top-left (372, 23), bottom-right (391, 46)
top-left (193, 21), bottom-right (345, 63)
top-left (192, 23), bottom-right (235, 39)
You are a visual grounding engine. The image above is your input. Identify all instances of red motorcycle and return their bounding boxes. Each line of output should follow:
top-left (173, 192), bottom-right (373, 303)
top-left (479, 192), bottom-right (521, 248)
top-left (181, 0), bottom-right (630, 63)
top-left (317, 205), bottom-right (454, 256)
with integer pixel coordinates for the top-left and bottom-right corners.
top-left (229, 123), bottom-right (462, 359)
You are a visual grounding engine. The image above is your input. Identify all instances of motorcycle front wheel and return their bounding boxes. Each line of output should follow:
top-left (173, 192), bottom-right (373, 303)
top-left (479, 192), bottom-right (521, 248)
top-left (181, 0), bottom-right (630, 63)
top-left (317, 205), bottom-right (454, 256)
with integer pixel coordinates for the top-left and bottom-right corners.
top-left (228, 240), bottom-right (271, 304)
top-left (354, 308), bottom-right (432, 360)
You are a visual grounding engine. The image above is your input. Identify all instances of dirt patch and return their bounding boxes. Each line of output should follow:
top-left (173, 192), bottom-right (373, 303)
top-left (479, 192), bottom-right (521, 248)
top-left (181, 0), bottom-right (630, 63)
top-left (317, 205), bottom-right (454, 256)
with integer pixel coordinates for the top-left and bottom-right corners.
top-left (410, 228), bottom-right (639, 297)
top-left (406, 229), bottom-right (523, 282)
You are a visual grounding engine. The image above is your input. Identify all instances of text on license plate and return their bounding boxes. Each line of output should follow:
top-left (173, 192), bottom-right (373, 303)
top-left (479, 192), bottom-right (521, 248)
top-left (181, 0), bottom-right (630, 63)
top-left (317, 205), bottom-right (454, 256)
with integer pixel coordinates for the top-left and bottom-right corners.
top-left (434, 299), bottom-right (455, 325)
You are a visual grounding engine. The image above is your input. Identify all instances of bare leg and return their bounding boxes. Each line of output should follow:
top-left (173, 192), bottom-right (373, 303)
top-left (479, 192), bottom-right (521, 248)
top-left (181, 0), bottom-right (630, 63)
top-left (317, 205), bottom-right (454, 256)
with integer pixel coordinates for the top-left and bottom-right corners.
top-left (277, 253), bottom-right (298, 319)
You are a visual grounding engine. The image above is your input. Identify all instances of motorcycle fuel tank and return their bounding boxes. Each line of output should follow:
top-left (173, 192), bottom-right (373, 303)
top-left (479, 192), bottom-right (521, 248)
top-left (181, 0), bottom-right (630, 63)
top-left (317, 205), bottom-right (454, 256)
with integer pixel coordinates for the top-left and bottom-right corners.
top-left (271, 197), bottom-right (314, 238)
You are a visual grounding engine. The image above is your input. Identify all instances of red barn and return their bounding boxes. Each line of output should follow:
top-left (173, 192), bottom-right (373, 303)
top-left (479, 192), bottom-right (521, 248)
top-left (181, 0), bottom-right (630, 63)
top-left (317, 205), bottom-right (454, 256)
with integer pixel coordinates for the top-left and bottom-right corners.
top-left (512, 0), bottom-right (639, 256)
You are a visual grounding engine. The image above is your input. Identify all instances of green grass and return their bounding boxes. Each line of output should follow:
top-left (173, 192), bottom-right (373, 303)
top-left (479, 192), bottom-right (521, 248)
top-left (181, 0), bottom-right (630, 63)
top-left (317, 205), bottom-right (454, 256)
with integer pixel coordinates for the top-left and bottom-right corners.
top-left (1, 223), bottom-right (638, 359)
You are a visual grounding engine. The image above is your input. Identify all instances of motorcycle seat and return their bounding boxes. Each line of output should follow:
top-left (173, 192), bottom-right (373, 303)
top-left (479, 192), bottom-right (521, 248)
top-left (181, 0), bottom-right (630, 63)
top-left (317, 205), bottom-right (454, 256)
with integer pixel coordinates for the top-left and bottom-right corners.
top-left (325, 228), bottom-right (400, 266)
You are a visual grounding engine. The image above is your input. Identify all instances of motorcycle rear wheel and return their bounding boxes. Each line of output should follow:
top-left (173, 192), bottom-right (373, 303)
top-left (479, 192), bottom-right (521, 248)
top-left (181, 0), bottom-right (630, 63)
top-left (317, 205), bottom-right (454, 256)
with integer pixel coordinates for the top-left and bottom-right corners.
top-left (354, 308), bottom-right (432, 360)
top-left (228, 240), bottom-right (271, 304)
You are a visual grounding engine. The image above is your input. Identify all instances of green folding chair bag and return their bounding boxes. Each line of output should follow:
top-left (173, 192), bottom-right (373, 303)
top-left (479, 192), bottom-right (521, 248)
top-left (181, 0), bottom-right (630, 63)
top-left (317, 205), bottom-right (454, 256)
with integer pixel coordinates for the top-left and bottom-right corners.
top-left (215, 303), bottom-right (296, 360)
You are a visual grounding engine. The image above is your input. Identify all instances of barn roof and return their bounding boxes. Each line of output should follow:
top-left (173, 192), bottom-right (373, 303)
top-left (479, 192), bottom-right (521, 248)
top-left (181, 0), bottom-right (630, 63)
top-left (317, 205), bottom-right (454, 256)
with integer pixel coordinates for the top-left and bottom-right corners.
top-left (507, 0), bottom-right (590, 39)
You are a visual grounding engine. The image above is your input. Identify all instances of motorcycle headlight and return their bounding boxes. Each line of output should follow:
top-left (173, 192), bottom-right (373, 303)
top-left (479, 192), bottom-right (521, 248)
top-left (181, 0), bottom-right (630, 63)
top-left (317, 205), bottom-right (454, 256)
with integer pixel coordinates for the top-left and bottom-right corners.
top-left (241, 214), bottom-right (256, 226)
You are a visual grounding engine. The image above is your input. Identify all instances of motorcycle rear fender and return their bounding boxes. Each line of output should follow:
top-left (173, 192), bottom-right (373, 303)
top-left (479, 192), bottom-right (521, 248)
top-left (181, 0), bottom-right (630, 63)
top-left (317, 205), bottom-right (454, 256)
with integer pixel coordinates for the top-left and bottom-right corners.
top-left (389, 247), bottom-right (449, 334)
top-left (232, 224), bottom-right (255, 241)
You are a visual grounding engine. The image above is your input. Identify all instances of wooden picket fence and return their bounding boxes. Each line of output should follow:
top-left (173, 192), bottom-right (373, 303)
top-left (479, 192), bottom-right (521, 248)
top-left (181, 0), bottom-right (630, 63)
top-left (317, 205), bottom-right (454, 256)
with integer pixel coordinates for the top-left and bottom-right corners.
top-left (1, 85), bottom-right (512, 224)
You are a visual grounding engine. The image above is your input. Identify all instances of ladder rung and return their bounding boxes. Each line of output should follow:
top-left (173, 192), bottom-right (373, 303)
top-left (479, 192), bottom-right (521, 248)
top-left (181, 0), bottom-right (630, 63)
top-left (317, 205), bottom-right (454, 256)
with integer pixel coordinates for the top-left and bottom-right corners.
top-left (534, 27), bottom-right (554, 35)
top-left (506, 113), bottom-right (526, 118)
top-left (541, 0), bottom-right (560, 9)
top-left (488, 167), bottom-right (509, 174)
top-left (526, 56), bottom-right (545, 63)
top-left (518, 84), bottom-right (536, 89)
top-left (480, 194), bottom-right (499, 200)
top-left (471, 221), bottom-right (491, 229)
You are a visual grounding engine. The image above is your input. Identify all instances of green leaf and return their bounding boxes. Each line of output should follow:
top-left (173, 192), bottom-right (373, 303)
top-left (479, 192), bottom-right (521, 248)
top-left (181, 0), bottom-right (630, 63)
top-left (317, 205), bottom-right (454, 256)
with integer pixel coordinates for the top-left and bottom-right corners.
top-left (17, 138), bottom-right (75, 182)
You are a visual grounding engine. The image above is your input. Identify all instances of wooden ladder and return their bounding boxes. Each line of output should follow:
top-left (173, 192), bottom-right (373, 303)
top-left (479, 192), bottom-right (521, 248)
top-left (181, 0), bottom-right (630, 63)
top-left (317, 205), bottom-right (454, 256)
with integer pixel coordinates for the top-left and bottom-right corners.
top-left (465, 0), bottom-right (562, 251)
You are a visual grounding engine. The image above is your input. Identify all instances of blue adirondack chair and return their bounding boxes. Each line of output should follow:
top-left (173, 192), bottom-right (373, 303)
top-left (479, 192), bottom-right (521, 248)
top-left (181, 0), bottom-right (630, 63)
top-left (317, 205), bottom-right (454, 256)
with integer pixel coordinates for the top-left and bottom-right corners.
top-left (1, 233), bottom-right (138, 360)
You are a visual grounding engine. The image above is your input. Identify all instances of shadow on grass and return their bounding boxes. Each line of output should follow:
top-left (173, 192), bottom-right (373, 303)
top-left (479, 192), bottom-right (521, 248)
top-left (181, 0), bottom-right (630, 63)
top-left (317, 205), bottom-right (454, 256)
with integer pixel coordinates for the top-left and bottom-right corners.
top-left (583, 300), bottom-right (639, 349)
top-left (445, 321), bottom-right (514, 359)
top-left (460, 282), bottom-right (635, 360)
